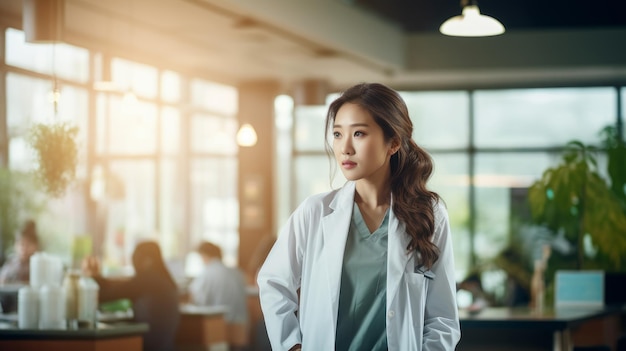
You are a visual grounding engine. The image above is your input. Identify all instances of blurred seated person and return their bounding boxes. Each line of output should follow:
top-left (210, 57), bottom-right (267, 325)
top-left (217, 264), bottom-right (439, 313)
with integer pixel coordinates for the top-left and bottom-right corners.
top-left (0, 220), bottom-right (39, 285)
top-left (82, 241), bottom-right (180, 351)
top-left (457, 272), bottom-right (494, 313)
top-left (188, 241), bottom-right (249, 351)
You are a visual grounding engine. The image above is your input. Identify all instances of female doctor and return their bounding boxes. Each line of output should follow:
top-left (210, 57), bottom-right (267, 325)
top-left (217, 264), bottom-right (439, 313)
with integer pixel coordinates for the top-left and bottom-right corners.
top-left (257, 82), bottom-right (460, 351)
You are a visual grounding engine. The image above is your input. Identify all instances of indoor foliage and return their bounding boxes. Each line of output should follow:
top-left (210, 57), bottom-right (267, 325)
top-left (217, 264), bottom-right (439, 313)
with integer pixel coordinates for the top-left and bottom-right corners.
top-left (27, 122), bottom-right (79, 198)
top-left (0, 168), bottom-right (44, 261)
top-left (528, 127), bottom-right (626, 270)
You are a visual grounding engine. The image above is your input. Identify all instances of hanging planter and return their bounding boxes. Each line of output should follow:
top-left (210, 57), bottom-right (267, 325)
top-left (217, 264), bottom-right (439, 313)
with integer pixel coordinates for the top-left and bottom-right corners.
top-left (27, 121), bottom-right (79, 197)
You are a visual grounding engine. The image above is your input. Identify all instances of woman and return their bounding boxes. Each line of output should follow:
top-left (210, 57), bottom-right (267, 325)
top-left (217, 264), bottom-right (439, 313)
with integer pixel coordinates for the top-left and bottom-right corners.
top-left (83, 241), bottom-right (180, 351)
top-left (257, 83), bottom-right (460, 350)
top-left (0, 220), bottom-right (39, 284)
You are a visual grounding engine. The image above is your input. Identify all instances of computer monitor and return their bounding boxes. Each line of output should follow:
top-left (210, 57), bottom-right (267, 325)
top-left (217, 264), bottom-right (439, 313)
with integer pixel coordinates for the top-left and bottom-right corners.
top-left (554, 270), bottom-right (604, 308)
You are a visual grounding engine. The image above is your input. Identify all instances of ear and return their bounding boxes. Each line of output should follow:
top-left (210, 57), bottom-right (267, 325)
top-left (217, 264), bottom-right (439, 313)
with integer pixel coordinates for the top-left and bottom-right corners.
top-left (388, 138), bottom-right (401, 155)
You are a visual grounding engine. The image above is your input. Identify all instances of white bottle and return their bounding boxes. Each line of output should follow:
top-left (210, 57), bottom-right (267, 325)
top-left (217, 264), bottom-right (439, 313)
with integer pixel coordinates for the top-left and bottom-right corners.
top-left (30, 253), bottom-right (64, 288)
top-left (29, 252), bottom-right (46, 289)
top-left (78, 277), bottom-right (99, 328)
top-left (18, 286), bottom-right (39, 329)
top-left (39, 284), bottom-right (66, 330)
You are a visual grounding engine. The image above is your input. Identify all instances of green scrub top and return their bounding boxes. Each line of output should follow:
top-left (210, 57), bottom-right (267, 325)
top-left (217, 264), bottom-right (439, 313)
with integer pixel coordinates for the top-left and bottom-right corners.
top-left (335, 203), bottom-right (389, 351)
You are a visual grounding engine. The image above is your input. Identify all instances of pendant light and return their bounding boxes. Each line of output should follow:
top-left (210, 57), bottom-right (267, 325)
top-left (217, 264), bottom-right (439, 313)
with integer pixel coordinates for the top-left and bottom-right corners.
top-left (237, 123), bottom-right (258, 147)
top-left (440, 0), bottom-right (505, 37)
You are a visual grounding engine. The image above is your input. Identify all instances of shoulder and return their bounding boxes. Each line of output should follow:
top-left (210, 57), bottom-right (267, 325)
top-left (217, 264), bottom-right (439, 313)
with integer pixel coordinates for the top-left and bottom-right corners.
top-left (431, 199), bottom-right (451, 243)
top-left (292, 184), bottom-right (347, 218)
top-left (433, 198), bottom-right (449, 222)
top-left (300, 185), bottom-right (344, 206)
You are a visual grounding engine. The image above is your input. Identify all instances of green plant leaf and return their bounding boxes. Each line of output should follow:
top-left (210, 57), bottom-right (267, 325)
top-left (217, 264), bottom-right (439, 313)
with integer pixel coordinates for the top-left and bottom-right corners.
top-left (527, 130), bottom-right (626, 270)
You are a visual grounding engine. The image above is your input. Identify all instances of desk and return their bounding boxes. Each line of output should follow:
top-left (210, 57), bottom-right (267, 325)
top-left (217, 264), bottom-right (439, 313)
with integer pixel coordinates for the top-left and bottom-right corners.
top-left (176, 304), bottom-right (228, 351)
top-left (458, 306), bottom-right (623, 351)
top-left (0, 320), bottom-right (148, 351)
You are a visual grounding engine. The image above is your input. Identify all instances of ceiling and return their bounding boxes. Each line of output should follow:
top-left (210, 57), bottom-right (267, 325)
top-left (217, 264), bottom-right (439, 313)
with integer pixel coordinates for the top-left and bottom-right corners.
top-left (1, 0), bottom-right (625, 92)
top-left (348, 0), bottom-right (626, 33)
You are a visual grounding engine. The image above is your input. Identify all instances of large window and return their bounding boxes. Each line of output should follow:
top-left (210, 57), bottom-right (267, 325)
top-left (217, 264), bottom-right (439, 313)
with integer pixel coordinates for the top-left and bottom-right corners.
top-left (3, 28), bottom-right (239, 272)
top-left (474, 88), bottom-right (616, 148)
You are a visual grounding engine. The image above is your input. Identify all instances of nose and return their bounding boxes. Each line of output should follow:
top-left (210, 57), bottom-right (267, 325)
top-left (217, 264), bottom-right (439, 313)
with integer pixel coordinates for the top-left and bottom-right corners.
top-left (340, 138), bottom-right (354, 155)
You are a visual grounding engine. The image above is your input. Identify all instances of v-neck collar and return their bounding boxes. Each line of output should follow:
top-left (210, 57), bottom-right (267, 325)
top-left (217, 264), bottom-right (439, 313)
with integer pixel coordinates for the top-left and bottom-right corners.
top-left (352, 203), bottom-right (390, 237)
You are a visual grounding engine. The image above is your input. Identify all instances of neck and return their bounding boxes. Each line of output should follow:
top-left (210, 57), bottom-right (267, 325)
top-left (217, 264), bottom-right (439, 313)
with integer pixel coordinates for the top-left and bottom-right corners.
top-left (355, 181), bottom-right (391, 210)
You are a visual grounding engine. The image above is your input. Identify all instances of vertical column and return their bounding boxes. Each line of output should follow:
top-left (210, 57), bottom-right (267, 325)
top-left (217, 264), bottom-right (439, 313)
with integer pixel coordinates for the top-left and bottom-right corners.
top-left (22, 0), bottom-right (65, 43)
top-left (84, 51), bottom-right (98, 256)
top-left (180, 77), bottom-right (192, 256)
top-left (237, 80), bottom-right (279, 271)
top-left (0, 25), bottom-right (7, 167)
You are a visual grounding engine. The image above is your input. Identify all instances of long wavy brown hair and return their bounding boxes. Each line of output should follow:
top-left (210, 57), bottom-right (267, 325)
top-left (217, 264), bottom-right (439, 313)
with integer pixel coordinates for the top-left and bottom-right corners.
top-left (325, 82), bottom-right (441, 268)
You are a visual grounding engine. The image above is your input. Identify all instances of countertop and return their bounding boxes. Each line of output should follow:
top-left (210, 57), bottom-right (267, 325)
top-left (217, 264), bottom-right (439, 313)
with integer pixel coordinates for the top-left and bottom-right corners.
top-left (0, 318), bottom-right (148, 340)
top-left (459, 305), bottom-right (625, 330)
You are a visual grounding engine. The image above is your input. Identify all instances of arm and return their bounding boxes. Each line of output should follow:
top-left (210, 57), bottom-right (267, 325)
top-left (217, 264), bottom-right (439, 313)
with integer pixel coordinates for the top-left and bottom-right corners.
top-left (423, 204), bottom-right (461, 351)
top-left (256, 205), bottom-right (308, 350)
top-left (94, 275), bottom-right (145, 302)
top-left (82, 256), bottom-right (146, 303)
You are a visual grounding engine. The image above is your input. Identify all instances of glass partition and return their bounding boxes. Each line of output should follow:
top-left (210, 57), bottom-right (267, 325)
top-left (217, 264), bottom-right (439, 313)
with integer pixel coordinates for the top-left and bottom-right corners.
top-left (474, 88), bottom-right (616, 148)
top-left (401, 91), bottom-right (469, 149)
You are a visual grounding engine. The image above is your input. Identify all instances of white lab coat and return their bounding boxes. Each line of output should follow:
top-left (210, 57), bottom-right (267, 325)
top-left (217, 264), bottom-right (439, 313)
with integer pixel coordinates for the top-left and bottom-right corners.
top-left (257, 181), bottom-right (460, 351)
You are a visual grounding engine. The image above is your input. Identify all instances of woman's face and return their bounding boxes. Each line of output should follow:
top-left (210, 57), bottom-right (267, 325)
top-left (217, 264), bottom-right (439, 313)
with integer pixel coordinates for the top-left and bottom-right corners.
top-left (332, 103), bottom-right (397, 183)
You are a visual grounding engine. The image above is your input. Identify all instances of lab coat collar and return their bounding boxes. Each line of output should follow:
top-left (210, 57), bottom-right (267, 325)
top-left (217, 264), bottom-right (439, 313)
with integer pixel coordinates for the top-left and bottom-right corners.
top-left (322, 181), bottom-right (355, 305)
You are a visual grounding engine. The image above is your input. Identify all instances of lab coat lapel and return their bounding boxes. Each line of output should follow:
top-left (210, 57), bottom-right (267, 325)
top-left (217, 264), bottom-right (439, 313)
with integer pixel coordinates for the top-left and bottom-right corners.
top-left (321, 182), bottom-right (355, 305)
top-left (387, 206), bottom-right (414, 304)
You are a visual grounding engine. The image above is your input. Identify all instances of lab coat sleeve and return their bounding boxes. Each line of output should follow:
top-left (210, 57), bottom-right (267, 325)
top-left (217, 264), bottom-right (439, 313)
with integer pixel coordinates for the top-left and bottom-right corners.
top-left (257, 201), bottom-right (310, 350)
top-left (422, 203), bottom-right (461, 351)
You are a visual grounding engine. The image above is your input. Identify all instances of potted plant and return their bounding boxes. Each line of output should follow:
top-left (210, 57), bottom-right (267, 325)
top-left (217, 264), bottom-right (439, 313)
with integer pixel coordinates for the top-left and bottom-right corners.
top-left (527, 126), bottom-right (626, 271)
top-left (27, 121), bottom-right (79, 198)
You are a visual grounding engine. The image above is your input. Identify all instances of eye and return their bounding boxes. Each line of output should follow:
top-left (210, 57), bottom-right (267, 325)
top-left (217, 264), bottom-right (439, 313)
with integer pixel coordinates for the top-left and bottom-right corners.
top-left (333, 131), bottom-right (341, 138)
top-left (354, 131), bottom-right (364, 137)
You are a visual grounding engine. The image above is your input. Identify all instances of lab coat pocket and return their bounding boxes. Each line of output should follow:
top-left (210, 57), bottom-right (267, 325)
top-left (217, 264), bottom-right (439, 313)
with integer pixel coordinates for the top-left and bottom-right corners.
top-left (405, 265), bottom-right (431, 292)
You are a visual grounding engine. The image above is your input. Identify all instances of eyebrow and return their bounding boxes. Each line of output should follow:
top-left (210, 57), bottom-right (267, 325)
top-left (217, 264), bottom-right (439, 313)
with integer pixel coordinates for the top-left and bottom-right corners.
top-left (333, 123), bottom-right (371, 128)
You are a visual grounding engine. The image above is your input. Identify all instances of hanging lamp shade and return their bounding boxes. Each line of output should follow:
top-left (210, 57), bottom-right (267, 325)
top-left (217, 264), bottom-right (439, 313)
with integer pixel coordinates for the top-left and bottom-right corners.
top-left (440, 1), bottom-right (505, 37)
top-left (237, 123), bottom-right (258, 147)
top-left (23, 0), bottom-right (65, 43)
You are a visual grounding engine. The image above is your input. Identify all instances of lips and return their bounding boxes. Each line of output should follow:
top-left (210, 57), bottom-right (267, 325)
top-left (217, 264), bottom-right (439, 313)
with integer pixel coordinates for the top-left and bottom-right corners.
top-left (341, 160), bottom-right (357, 169)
